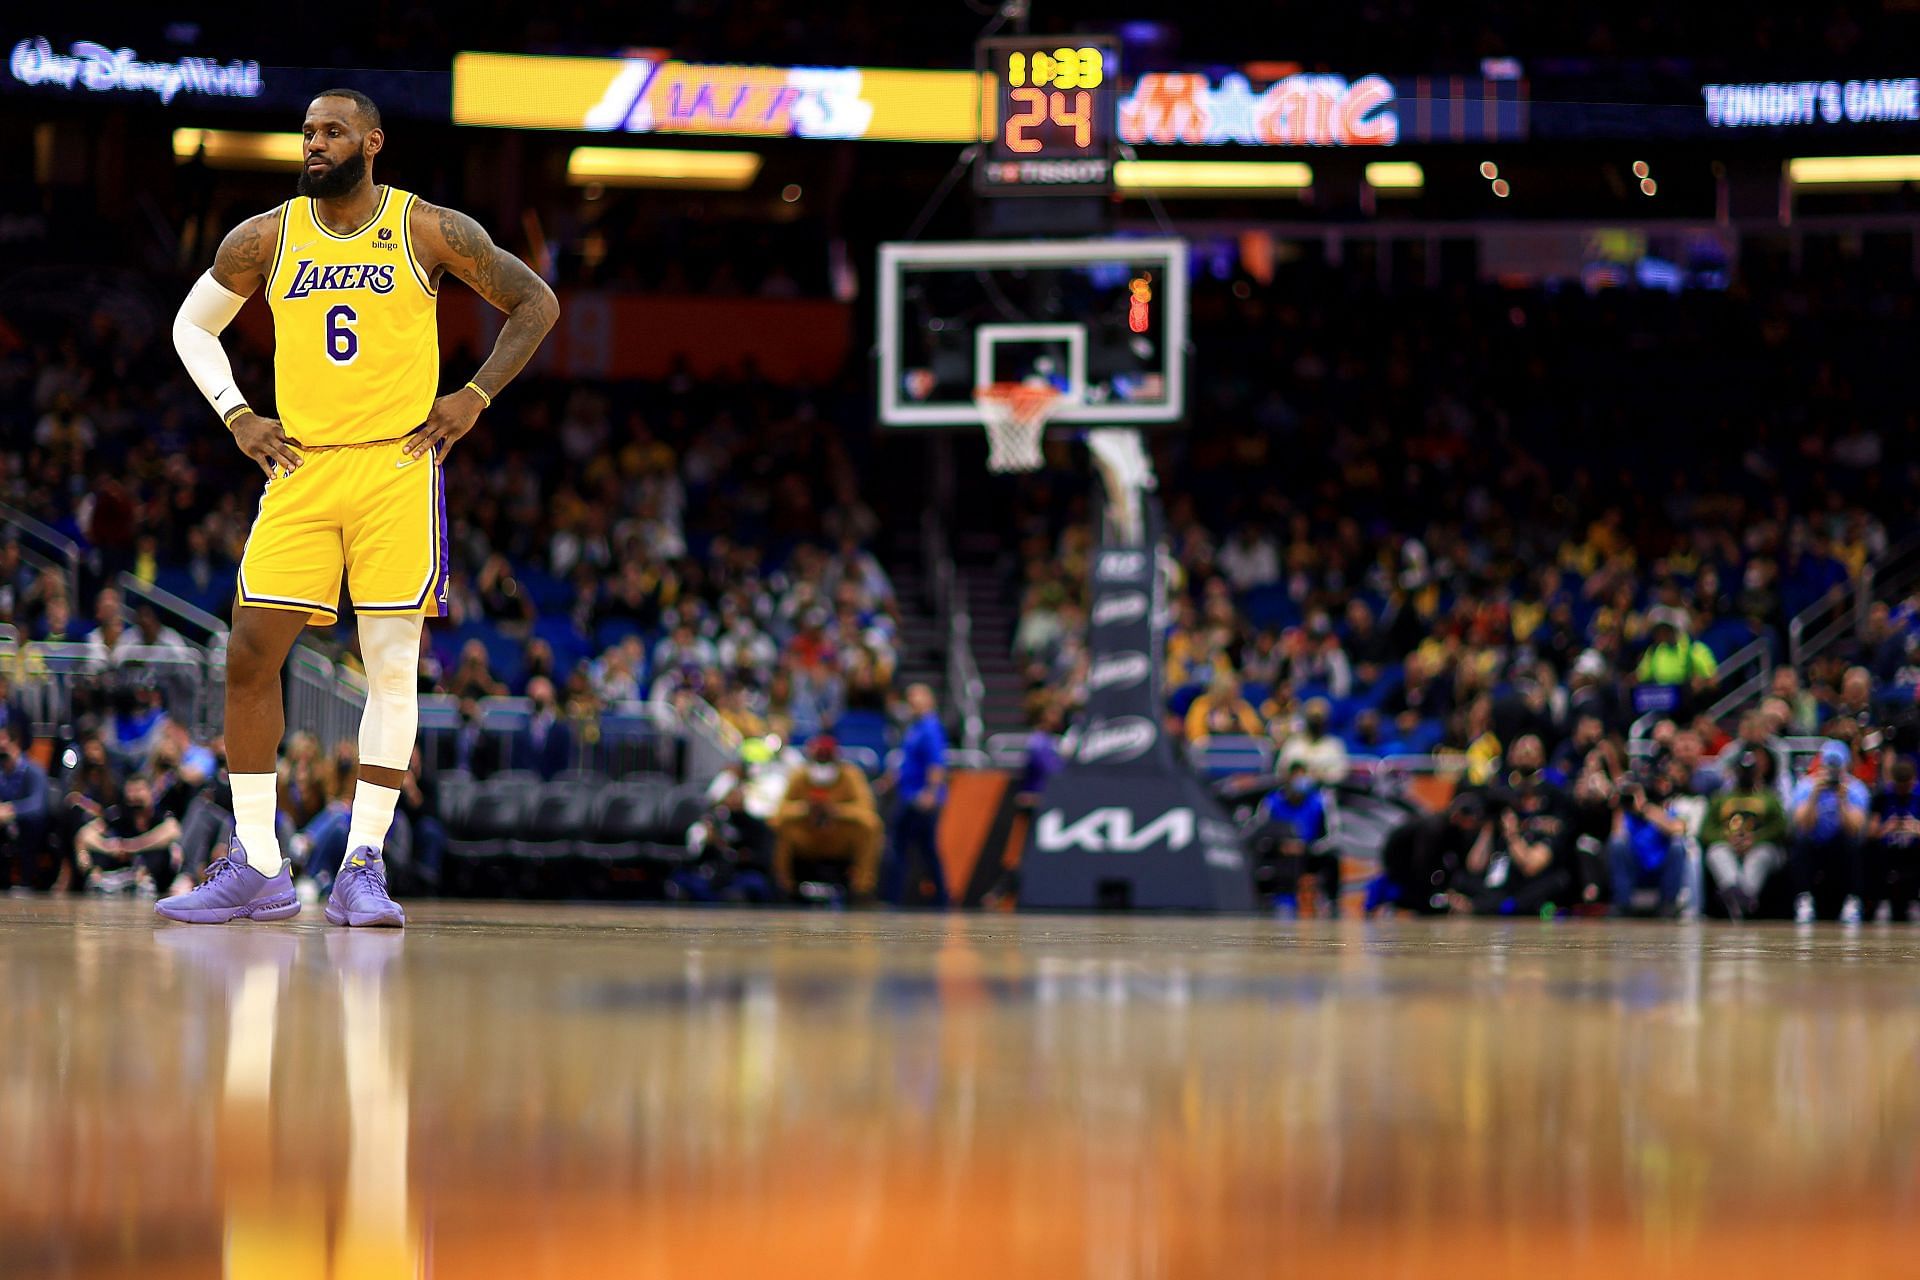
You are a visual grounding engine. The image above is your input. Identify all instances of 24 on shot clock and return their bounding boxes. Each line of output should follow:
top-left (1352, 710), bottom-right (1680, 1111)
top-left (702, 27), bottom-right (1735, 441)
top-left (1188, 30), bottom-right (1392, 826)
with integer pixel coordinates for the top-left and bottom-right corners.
top-left (976, 35), bottom-right (1119, 195)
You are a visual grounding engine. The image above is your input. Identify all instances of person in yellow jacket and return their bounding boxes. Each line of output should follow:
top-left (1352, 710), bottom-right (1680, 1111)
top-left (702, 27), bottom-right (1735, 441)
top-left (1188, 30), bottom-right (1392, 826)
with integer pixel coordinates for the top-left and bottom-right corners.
top-left (1185, 676), bottom-right (1265, 743)
top-left (773, 735), bottom-right (881, 899)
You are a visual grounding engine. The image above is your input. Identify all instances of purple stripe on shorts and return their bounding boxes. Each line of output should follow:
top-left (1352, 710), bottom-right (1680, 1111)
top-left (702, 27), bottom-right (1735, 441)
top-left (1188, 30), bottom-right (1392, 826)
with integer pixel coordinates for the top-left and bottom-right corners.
top-left (432, 449), bottom-right (449, 616)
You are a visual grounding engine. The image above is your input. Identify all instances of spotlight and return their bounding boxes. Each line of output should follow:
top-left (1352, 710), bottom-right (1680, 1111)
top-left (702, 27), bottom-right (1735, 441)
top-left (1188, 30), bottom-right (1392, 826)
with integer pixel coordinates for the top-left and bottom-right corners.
top-left (1480, 161), bottom-right (1499, 180)
top-left (1491, 178), bottom-right (1510, 198)
top-left (1632, 160), bottom-right (1650, 179)
top-left (1640, 177), bottom-right (1657, 196)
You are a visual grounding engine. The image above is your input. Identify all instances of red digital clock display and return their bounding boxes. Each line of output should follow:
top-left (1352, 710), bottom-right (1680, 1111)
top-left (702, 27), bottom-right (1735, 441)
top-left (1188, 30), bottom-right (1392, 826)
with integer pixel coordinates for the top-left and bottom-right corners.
top-left (976, 36), bottom-right (1118, 195)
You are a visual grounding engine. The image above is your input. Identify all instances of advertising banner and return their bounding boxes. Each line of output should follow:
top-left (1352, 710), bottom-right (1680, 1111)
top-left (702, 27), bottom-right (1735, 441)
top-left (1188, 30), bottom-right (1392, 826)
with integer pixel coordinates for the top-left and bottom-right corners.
top-left (5, 33), bottom-right (451, 119)
top-left (1117, 70), bottom-right (1527, 147)
top-left (453, 52), bottom-right (984, 142)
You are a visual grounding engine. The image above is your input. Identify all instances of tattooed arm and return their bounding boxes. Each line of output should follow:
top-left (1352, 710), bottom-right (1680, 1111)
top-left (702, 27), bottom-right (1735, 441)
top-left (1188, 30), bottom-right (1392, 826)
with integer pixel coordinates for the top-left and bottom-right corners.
top-left (405, 200), bottom-right (559, 459)
top-left (210, 207), bottom-right (282, 295)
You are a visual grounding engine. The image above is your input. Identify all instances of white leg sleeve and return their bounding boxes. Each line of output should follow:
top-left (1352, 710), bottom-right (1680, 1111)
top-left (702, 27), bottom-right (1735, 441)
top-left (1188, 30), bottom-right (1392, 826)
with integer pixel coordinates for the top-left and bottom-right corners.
top-left (357, 614), bottom-right (424, 771)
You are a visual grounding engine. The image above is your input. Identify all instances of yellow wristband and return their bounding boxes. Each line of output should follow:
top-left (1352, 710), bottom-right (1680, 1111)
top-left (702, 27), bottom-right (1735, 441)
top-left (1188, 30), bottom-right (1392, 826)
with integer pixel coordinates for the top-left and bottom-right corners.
top-left (464, 381), bottom-right (493, 408)
top-left (222, 404), bottom-right (252, 429)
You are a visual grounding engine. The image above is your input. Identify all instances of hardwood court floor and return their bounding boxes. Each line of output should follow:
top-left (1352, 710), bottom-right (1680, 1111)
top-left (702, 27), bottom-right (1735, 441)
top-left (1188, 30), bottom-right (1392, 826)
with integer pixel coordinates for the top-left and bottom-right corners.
top-left (3, 901), bottom-right (1919, 1279)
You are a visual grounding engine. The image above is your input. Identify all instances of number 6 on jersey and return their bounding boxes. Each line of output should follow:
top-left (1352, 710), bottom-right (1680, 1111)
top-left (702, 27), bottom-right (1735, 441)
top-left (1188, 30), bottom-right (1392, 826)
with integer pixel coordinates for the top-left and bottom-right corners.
top-left (326, 304), bottom-right (359, 364)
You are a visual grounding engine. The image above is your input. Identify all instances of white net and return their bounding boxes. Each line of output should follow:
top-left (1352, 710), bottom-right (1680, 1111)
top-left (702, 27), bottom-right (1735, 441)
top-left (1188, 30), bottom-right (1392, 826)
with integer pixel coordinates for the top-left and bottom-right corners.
top-left (975, 382), bottom-right (1065, 473)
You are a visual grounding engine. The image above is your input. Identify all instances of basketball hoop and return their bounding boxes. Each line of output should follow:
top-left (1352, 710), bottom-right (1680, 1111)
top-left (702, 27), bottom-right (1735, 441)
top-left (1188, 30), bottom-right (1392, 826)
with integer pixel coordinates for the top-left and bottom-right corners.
top-left (975, 382), bottom-right (1065, 473)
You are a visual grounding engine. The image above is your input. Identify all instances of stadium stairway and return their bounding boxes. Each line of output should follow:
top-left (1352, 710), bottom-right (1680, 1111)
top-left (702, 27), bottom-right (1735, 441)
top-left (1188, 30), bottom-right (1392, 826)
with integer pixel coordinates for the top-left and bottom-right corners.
top-left (960, 567), bottom-right (1028, 740)
top-left (882, 560), bottom-right (949, 719)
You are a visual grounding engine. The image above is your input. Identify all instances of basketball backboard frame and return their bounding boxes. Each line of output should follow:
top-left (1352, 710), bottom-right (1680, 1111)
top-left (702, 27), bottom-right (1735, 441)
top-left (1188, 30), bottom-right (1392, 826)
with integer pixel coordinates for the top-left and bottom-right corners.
top-left (877, 237), bottom-right (1188, 428)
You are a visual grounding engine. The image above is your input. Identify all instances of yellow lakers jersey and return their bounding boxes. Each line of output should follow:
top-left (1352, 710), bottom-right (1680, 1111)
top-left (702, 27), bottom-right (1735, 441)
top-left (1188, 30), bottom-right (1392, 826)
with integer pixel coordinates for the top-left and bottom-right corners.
top-left (265, 186), bottom-right (438, 447)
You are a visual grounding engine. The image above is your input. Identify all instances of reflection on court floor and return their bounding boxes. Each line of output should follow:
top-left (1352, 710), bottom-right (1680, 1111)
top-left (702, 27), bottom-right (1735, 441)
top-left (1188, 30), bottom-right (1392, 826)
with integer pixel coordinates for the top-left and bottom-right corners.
top-left (2, 903), bottom-right (1918, 1278)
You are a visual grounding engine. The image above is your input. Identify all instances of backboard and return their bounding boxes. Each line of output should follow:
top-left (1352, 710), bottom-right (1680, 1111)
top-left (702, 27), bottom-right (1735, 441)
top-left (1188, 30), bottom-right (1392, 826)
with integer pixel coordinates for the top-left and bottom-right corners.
top-left (877, 238), bottom-right (1188, 428)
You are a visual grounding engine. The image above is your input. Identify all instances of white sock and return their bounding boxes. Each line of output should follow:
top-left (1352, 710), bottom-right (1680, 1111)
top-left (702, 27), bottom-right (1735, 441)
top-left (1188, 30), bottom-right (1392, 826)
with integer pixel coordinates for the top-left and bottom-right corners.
top-left (232, 773), bottom-right (284, 877)
top-left (347, 782), bottom-right (401, 857)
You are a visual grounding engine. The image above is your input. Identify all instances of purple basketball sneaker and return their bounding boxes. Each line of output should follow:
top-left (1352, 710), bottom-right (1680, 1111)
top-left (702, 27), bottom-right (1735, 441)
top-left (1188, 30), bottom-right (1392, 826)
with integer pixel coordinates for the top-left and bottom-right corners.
top-left (155, 839), bottom-right (300, 924)
top-left (325, 847), bottom-right (406, 928)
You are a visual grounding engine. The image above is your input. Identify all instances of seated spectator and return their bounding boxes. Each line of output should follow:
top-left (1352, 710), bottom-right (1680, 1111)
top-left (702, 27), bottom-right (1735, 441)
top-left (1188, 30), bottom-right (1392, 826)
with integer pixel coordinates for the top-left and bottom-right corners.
top-left (1608, 767), bottom-right (1688, 917)
top-left (1767, 667), bottom-right (1821, 735)
top-left (73, 771), bottom-right (179, 895)
top-left (509, 677), bottom-right (573, 780)
top-left (395, 746), bottom-right (445, 890)
top-left (1636, 610), bottom-right (1718, 716)
top-left (0, 725), bottom-right (50, 891)
top-left (79, 588), bottom-right (129, 669)
top-left (1376, 791), bottom-right (1489, 915)
top-left (446, 639), bottom-right (505, 701)
top-left (1291, 613), bottom-right (1353, 698)
top-left (1256, 760), bottom-right (1337, 914)
top-left (1670, 730), bottom-right (1722, 797)
top-left (1788, 740), bottom-right (1871, 924)
top-left (450, 696), bottom-right (504, 777)
top-left (771, 736), bottom-right (880, 900)
top-left (1218, 523), bottom-right (1279, 593)
top-left (1276, 698), bottom-right (1350, 784)
top-left (1462, 694), bottom-right (1502, 787)
top-left (36, 595), bottom-right (81, 644)
top-left (476, 552), bottom-right (537, 629)
top-left (1343, 599), bottom-right (1393, 687)
top-left (1452, 775), bottom-right (1576, 917)
top-left (129, 605), bottom-right (192, 661)
top-left (148, 720), bottom-right (215, 821)
top-left (1868, 758), bottom-right (1920, 923)
top-left (289, 761), bottom-right (354, 893)
top-left (591, 637), bottom-right (644, 704)
top-left (1702, 750), bottom-right (1789, 920)
top-left (1550, 714), bottom-right (1605, 783)
top-left (716, 684), bottom-right (769, 739)
top-left (1185, 676), bottom-right (1264, 744)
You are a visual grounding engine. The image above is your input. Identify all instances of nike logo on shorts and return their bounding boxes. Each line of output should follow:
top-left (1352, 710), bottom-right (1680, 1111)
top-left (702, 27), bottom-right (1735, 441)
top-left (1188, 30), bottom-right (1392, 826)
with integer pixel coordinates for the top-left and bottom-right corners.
top-left (394, 454), bottom-right (416, 469)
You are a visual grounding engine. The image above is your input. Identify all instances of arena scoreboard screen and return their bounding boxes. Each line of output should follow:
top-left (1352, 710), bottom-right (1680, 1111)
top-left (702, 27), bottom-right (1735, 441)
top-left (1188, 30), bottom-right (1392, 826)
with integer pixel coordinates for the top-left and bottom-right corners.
top-left (976, 35), bottom-right (1118, 195)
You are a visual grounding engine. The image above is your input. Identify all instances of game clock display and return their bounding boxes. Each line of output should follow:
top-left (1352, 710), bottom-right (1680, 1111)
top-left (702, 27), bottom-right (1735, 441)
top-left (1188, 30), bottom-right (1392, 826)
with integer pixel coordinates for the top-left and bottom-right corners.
top-left (976, 36), bottom-right (1118, 195)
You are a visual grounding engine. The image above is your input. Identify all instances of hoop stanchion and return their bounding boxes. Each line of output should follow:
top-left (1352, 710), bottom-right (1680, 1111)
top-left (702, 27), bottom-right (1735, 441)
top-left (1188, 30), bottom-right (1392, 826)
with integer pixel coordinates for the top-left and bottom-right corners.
top-left (974, 382), bottom-right (1065, 473)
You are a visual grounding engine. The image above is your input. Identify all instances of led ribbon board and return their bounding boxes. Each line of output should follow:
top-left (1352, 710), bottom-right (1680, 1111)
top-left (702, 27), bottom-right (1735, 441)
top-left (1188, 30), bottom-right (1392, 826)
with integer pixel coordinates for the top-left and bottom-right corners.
top-left (453, 52), bottom-right (982, 142)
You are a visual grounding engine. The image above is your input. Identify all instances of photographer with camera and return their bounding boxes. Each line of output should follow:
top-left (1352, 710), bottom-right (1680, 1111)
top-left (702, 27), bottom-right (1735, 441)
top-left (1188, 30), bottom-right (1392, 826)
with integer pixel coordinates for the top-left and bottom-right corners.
top-left (1451, 736), bottom-right (1576, 917)
top-left (1607, 762), bottom-right (1689, 917)
top-left (1788, 739), bottom-right (1871, 924)
top-left (1702, 750), bottom-right (1789, 919)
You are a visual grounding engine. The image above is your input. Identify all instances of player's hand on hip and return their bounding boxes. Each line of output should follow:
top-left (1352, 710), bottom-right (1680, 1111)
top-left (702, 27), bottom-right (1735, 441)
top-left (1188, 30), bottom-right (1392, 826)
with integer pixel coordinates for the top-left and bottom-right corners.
top-left (408, 386), bottom-right (485, 460)
top-left (231, 412), bottom-right (303, 478)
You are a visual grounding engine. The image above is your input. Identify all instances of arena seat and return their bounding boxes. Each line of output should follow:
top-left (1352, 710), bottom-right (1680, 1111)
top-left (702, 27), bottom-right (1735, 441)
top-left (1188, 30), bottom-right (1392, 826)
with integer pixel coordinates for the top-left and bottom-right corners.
top-left (509, 781), bottom-right (596, 864)
top-left (447, 775), bottom-right (536, 888)
top-left (578, 780), bottom-right (673, 863)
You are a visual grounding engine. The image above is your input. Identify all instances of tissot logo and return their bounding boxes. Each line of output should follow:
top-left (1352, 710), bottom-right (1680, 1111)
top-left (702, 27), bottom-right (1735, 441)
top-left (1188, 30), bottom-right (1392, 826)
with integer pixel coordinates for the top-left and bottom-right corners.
top-left (1086, 651), bottom-right (1150, 692)
top-left (1075, 716), bottom-right (1157, 764)
top-left (1090, 592), bottom-right (1148, 627)
top-left (1035, 806), bottom-right (1196, 853)
top-left (1095, 549), bottom-right (1148, 583)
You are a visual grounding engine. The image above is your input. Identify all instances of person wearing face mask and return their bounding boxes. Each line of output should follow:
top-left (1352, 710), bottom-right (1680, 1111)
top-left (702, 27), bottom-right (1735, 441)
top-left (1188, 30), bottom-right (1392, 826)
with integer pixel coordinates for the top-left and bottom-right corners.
top-left (1276, 697), bottom-right (1350, 785)
top-left (508, 677), bottom-right (573, 780)
top-left (73, 772), bottom-right (179, 895)
top-left (772, 736), bottom-right (880, 902)
top-left (1257, 761), bottom-right (1337, 915)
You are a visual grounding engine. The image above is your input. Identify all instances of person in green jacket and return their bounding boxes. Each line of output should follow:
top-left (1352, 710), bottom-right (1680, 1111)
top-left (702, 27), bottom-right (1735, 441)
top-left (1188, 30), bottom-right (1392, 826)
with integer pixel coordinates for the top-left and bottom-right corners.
top-left (1702, 748), bottom-right (1789, 919)
top-left (1636, 610), bottom-right (1720, 691)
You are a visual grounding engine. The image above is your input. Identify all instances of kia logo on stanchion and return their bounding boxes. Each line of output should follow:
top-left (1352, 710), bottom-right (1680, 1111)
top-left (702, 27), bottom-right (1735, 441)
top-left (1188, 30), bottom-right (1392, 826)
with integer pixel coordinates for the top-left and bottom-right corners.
top-left (1075, 716), bottom-right (1157, 763)
top-left (1087, 651), bottom-right (1150, 691)
top-left (1035, 806), bottom-right (1196, 852)
top-left (1095, 550), bottom-right (1148, 583)
top-left (1091, 592), bottom-right (1148, 627)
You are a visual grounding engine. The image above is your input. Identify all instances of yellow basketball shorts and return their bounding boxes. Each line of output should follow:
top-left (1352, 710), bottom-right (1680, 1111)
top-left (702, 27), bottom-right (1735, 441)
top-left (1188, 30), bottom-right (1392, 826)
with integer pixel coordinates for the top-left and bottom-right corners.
top-left (237, 438), bottom-right (448, 626)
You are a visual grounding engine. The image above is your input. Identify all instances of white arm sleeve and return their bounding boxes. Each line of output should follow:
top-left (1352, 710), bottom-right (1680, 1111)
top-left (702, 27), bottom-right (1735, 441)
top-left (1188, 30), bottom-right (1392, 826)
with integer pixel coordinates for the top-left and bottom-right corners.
top-left (172, 272), bottom-right (252, 421)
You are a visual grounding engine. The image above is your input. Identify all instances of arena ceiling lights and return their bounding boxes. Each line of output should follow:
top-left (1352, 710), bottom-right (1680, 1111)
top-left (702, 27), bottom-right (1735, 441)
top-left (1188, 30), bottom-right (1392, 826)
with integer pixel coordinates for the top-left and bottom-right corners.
top-left (1363, 161), bottom-right (1424, 192)
top-left (1786, 154), bottom-right (1920, 186)
top-left (171, 128), bottom-right (303, 169)
top-left (565, 146), bottom-right (762, 190)
top-left (1112, 159), bottom-right (1312, 196)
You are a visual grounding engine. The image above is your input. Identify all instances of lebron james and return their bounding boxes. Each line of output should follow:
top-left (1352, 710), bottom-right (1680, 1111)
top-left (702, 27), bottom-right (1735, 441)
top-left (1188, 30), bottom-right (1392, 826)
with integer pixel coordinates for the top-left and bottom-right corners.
top-left (161, 89), bottom-right (558, 926)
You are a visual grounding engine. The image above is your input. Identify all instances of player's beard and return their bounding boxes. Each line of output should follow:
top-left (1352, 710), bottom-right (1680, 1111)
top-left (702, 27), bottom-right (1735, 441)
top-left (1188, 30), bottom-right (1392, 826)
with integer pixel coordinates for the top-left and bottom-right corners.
top-left (297, 148), bottom-right (367, 199)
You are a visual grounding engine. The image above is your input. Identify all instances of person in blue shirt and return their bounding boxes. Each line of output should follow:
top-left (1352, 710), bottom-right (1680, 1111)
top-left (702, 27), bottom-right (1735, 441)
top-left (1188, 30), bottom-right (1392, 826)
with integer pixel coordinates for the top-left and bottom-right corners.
top-left (1259, 761), bottom-right (1336, 913)
top-left (1788, 739), bottom-right (1871, 924)
top-left (1869, 757), bottom-right (1920, 922)
top-left (1607, 767), bottom-right (1688, 916)
top-left (0, 725), bottom-right (50, 891)
top-left (883, 683), bottom-right (948, 906)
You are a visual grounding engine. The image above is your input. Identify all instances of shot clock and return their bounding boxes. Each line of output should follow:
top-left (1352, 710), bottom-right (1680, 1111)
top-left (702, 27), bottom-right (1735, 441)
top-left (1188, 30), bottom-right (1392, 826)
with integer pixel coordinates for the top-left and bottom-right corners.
top-left (976, 35), bottom-right (1119, 195)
